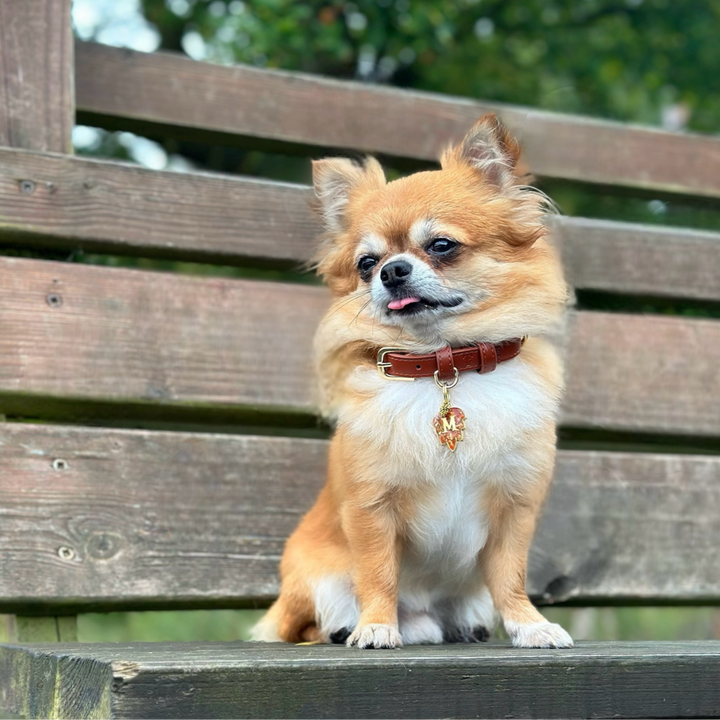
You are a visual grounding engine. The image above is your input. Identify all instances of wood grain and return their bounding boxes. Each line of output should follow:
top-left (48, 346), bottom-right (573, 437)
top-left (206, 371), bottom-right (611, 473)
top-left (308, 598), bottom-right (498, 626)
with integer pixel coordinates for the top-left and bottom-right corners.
top-left (562, 311), bottom-right (720, 436)
top-left (0, 642), bottom-right (111, 719)
top-left (0, 256), bottom-right (326, 414)
top-left (1, 424), bottom-right (719, 609)
top-left (3, 149), bottom-right (720, 301)
top-left (3, 641), bottom-right (720, 719)
top-left (0, 147), bottom-right (316, 265)
top-left (74, 41), bottom-right (720, 202)
top-left (0, 0), bottom-right (73, 152)
top-left (1, 257), bottom-right (719, 436)
top-left (550, 216), bottom-right (720, 301)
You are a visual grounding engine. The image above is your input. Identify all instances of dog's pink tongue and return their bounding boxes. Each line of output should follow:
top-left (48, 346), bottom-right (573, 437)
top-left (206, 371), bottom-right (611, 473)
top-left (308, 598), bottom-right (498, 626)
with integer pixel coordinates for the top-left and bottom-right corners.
top-left (388, 296), bottom-right (421, 310)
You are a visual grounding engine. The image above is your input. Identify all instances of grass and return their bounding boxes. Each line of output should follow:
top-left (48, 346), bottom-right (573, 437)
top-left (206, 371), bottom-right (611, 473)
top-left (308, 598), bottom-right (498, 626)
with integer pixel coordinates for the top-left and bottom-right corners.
top-left (78, 607), bottom-right (720, 643)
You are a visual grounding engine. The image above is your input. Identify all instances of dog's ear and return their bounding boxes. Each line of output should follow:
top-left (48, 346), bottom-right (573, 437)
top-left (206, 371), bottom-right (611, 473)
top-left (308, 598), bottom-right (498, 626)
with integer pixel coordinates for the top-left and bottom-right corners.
top-left (441, 114), bottom-right (521, 188)
top-left (312, 157), bottom-right (385, 233)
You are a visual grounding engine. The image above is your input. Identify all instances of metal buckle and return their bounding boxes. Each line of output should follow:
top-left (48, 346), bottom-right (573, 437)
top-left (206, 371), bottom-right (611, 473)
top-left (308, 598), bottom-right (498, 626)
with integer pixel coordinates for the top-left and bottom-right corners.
top-left (376, 347), bottom-right (415, 381)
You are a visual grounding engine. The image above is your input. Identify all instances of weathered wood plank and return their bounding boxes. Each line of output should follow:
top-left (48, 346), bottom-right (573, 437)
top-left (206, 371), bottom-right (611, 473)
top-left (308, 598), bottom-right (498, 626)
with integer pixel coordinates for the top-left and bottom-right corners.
top-left (530, 449), bottom-right (720, 603)
top-left (0, 642), bottom-right (111, 719)
top-left (1, 257), bottom-right (719, 436)
top-left (0, 147), bottom-right (315, 265)
top-left (562, 311), bottom-right (720, 436)
top-left (74, 41), bottom-right (720, 202)
top-left (2, 149), bottom-right (720, 302)
top-left (550, 216), bottom-right (720, 301)
top-left (0, 426), bottom-right (328, 609)
top-left (0, 424), bottom-right (718, 609)
top-left (0, 256), bottom-right (325, 415)
top-left (3, 641), bottom-right (720, 719)
top-left (0, 0), bottom-right (73, 153)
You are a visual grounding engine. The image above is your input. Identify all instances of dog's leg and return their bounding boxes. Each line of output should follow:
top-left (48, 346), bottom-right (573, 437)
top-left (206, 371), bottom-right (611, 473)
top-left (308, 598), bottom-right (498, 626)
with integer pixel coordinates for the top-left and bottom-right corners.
top-left (343, 499), bottom-right (403, 649)
top-left (314, 574), bottom-right (359, 642)
top-left (480, 476), bottom-right (573, 649)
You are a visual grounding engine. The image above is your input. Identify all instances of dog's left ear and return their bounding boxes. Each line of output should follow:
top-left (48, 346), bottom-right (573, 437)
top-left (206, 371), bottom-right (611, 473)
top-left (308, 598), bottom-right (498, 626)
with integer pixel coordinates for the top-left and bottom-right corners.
top-left (442, 113), bottom-right (521, 188)
top-left (312, 157), bottom-right (385, 234)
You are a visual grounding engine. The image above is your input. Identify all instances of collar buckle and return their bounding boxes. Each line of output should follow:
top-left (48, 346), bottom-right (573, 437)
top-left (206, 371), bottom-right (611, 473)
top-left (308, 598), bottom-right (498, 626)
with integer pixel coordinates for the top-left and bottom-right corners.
top-left (376, 347), bottom-right (415, 381)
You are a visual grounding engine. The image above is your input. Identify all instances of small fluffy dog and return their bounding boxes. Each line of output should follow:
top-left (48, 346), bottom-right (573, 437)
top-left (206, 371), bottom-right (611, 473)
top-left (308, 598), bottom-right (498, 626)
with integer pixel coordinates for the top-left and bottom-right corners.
top-left (253, 114), bottom-right (573, 649)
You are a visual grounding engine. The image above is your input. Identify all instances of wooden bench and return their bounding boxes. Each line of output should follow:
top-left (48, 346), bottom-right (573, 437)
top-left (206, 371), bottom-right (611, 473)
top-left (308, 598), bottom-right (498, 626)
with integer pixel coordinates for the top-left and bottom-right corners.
top-left (1, 2), bottom-right (720, 717)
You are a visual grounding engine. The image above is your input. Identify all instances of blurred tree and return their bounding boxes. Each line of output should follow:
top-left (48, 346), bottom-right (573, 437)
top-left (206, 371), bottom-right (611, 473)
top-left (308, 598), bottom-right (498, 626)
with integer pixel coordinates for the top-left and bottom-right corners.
top-left (140, 0), bottom-right (720, 134)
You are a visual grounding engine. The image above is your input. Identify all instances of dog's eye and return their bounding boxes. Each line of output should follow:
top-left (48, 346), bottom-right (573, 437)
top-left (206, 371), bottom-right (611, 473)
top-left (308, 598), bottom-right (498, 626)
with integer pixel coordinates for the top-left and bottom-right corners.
top-left (427, 237), bottom-right (458, 255)
top-left (357, 255), bottom-right (379, 279)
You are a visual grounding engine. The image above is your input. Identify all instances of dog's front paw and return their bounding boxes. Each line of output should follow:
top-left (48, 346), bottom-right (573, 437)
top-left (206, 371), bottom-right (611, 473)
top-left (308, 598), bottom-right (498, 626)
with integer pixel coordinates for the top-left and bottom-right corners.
top-left (347, 623), bottom-right (402, 649)
top-left (507, 621), bottom-right (573, 649)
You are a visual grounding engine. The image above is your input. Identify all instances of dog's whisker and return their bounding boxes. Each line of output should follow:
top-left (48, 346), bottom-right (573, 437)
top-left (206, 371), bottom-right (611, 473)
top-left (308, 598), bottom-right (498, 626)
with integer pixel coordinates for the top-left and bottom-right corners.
top-left (322, 289), bottom-right (372, 323)
top-left (350, 297), bottom-right (374, 327)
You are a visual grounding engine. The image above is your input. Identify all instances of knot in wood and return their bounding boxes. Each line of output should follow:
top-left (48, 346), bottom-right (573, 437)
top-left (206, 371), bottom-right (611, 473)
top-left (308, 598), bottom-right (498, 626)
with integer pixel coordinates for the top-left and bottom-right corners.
top-left (86, 532), bottom-right (123, 561)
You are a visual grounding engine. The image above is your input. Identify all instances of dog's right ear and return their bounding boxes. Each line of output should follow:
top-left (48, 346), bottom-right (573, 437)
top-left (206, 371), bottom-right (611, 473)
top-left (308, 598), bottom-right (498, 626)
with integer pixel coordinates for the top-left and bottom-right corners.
top-left (312, 157), bottom-right (385, 233)
top-left (441, 114), bottom-right (522, 189)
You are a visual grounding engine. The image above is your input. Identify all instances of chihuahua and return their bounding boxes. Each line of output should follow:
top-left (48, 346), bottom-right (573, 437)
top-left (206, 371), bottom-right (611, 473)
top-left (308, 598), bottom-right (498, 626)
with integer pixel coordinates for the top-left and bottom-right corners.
top-left (252, 114), bottom-right (573, 649)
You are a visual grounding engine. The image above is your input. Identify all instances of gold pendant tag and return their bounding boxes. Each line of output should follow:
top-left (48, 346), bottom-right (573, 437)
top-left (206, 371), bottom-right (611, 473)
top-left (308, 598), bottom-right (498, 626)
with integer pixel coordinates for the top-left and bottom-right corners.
top-left (432, 375), bottom-right (465, 452)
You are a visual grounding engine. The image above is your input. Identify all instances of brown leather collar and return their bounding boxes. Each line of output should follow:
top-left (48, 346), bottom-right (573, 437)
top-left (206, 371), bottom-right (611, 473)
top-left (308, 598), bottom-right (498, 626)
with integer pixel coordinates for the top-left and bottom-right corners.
top-left (376, 338), bottom-right (524, 382)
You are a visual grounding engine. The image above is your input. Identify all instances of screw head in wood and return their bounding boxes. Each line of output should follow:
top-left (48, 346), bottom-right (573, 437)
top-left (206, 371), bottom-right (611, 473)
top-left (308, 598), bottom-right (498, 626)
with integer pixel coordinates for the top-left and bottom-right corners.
top-left (57, 546), bottom-right (75, 561)
top-left (46, 293), bottom-right (63, 308)
top-left (19, 179), bottom-right (36, 195)
top-left (52, 458), bottom-right (69, 471)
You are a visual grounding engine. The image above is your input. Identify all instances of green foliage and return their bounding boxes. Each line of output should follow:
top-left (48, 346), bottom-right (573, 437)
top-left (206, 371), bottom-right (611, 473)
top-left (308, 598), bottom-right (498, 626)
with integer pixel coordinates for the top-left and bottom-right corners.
top-left (545, 607), bottom-right (720, 641)
top-left (77, 607), bottom-right (720, 642)
top-left (142, 0), bottom-right (720, 133)
top-left (80, 609), bottom-right (264, 642)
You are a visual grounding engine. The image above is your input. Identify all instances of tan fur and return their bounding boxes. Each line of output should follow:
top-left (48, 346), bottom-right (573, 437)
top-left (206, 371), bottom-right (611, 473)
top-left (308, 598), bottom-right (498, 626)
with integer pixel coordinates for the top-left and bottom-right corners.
top-left (253, 115), bottom-right (573, 649)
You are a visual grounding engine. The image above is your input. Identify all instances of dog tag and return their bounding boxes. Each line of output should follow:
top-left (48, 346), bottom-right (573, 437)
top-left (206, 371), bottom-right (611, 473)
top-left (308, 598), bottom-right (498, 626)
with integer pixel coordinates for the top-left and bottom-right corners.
top-left (432, 383), bottom-right (465, 452)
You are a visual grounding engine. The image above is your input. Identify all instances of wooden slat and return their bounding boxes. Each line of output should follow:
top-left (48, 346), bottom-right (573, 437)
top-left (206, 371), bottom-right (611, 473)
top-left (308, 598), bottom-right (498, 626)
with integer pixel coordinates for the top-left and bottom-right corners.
top-left (1, 257), bottom-right (719, 436)
top-left (3, 641), bottom-right (720, 719)
top-left (1, 424), bottom-right (719, 609)
top-left (74, 41), bottom-right (720, 202)
top-left (562, 311), bottom-right (720, 436)
top-left (0, 147), bottom-right (315, 265)
top-left (0, 0), bottom-right (73, 152)
top-left (0, 256), bottom-right (325, 415)
top-left (2, 149), bottom-right (720, 300)
top-left (550, 216), bottom-right (720, 301)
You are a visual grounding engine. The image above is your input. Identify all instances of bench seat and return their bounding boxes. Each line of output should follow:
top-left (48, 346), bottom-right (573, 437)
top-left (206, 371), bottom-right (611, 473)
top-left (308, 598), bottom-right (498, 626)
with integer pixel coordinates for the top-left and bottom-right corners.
top-left (2, 641), bottom-right (720, 718)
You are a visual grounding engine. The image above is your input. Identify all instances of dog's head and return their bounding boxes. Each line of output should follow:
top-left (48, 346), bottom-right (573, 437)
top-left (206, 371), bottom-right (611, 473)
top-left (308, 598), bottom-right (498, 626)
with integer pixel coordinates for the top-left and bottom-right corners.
top-left (312, 114), bottom-right (567, 350)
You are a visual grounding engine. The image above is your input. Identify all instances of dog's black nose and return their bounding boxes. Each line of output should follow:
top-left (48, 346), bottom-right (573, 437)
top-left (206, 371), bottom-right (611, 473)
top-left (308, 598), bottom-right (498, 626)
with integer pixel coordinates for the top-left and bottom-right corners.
top-left (380, 260), bottom-right (413, 288)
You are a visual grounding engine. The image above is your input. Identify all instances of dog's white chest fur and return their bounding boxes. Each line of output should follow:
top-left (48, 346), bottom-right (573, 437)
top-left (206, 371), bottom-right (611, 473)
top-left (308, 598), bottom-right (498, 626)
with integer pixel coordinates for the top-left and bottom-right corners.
top-left (339, 357), bottom-right (560, 581)
top-left (404, 464), bottom-right (488, 583)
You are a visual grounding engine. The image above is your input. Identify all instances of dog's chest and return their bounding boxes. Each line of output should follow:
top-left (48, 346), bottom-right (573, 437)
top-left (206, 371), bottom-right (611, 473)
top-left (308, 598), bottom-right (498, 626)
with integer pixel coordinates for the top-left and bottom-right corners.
top-left (340, 358), bottom-right (559, 581)
top-left (404, 466), bottom-right (488, 574)
top-left (342, 357), bottom-right (558, 486)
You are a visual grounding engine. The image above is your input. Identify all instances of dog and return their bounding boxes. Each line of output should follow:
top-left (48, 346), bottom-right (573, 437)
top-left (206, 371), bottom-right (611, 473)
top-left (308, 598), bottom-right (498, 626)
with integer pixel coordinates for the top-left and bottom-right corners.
top-left (252, 114), bottom-right (573, 649)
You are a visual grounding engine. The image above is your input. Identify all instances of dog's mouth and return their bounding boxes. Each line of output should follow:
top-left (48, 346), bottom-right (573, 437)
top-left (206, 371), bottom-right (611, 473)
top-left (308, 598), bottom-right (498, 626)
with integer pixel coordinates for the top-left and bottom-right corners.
top-left (386, 295), bottom-right (463, 315)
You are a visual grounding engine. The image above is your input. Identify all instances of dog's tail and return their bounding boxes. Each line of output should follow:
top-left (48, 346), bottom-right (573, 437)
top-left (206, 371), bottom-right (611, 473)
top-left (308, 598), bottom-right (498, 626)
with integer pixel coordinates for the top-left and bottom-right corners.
top-left (250, 591), bottom-right (318, 643)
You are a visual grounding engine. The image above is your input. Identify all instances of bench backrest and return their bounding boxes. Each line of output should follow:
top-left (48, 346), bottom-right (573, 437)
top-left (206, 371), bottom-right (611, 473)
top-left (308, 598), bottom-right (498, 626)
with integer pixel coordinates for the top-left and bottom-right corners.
top-left (1, 4), bottom-right (720, 617)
